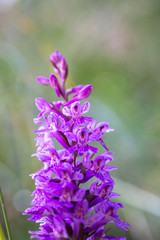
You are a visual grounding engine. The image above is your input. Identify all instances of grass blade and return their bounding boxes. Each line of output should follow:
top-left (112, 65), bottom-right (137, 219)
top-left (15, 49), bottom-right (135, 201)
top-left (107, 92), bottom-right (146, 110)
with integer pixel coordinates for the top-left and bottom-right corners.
top-left (0, 187), bottom-right (12, 240)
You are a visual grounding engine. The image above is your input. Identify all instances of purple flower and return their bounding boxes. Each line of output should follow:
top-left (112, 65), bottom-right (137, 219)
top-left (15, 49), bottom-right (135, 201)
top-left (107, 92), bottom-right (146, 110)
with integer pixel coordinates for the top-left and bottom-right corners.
top-left (89, 181), bottom-right (120, 200)
top-left (87, 121), bottom-right (114, 151)
top-left (35, 98), bottom-right (52, 118)
top-left (65, 128), bottom-right (98, 156)
top-left (62, 101), bottom-right (92, 126)
top-left (24, 50), bottom-right (130, 240)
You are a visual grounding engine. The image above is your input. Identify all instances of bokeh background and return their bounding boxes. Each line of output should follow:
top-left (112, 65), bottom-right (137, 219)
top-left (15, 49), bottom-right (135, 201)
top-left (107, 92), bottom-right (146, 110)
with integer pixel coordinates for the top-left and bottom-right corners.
top-left (0, 0), bottom-right (160, 239)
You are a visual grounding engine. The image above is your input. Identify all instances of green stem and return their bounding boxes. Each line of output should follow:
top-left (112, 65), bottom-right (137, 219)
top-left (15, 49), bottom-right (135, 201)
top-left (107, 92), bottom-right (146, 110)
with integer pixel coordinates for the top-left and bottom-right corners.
top-left (0, 222), bottom-right (5, 240)
top-left (0, 187), bottom-right (12, 240)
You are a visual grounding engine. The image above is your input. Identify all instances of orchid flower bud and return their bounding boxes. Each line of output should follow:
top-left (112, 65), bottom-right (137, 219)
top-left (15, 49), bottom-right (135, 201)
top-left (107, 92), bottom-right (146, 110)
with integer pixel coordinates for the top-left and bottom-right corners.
top-left (50, 50), bottom-right (68, 82)
top-left (49, 74), bottom-right (61, 97)
top-left (36, 76), bottom-right (50, 85)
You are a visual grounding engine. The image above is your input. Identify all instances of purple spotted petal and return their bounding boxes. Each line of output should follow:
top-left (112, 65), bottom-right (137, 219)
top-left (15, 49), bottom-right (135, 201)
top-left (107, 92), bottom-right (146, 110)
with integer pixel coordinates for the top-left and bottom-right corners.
top-left (82, 101), bottom-right (90, 114)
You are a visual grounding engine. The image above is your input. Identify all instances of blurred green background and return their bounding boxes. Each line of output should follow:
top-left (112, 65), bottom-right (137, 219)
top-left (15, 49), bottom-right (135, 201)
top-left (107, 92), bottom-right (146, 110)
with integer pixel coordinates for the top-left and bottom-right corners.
top-left (0, 0), bottom-right (160, 239)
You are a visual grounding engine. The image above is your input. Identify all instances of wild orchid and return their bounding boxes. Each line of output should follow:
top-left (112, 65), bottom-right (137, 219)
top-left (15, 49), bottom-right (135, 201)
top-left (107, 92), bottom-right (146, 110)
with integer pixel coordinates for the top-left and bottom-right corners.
top-left (24, 50), bottom-right (130, 240)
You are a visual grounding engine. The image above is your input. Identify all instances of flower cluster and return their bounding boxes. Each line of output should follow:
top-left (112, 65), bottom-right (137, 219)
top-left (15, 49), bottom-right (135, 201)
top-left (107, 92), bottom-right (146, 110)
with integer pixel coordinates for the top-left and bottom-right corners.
top-left (24, 50), bottom-right (130, 240)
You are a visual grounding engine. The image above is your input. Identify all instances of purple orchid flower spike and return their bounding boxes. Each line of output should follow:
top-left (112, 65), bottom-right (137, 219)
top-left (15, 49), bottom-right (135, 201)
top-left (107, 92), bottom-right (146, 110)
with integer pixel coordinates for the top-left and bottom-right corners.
top-left (24, 50), bottom-right (130, 240)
